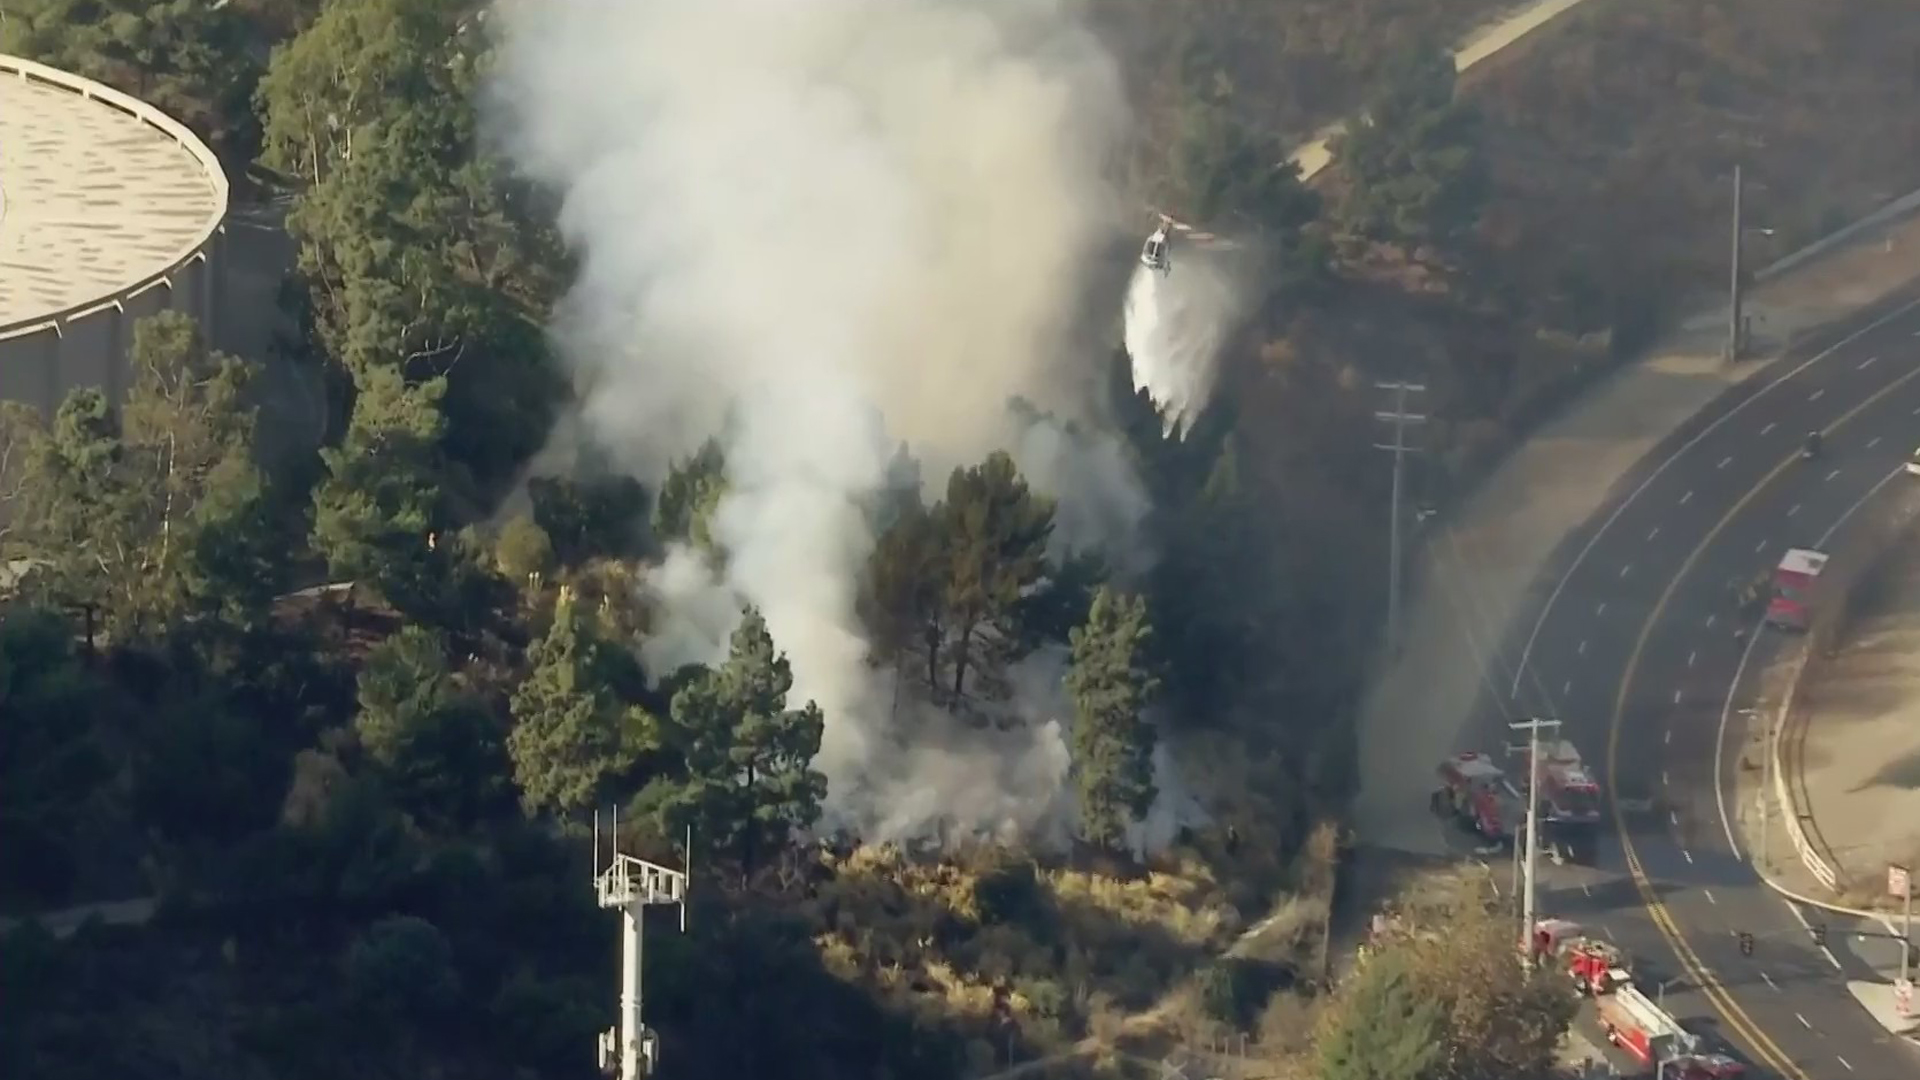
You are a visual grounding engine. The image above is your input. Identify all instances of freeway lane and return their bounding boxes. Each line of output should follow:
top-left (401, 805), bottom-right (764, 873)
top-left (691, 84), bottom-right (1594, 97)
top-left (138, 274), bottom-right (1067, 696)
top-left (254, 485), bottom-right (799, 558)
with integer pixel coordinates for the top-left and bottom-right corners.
top-left (1612, 392), bottom-right (1920, 1079)
top-left (1461, 296), bottom-right (1920, 1077)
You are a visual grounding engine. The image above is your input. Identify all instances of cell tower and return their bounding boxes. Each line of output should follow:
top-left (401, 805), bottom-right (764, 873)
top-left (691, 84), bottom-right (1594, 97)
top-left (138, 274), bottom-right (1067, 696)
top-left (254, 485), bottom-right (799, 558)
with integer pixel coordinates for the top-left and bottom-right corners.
top-left (592, 807), bottom-right (689, 1080)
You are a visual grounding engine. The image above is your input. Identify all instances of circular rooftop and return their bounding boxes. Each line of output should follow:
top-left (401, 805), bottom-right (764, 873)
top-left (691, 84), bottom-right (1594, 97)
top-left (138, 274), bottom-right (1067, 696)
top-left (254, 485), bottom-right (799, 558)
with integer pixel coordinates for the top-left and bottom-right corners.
top-left (0, 55), bottom-right (228, 331)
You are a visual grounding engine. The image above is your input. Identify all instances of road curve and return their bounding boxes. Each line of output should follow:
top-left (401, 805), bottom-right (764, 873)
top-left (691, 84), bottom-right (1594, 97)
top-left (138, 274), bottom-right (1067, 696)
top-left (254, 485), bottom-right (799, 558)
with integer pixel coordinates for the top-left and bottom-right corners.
top-left (1478, 294), bottom-right (1920, 1078)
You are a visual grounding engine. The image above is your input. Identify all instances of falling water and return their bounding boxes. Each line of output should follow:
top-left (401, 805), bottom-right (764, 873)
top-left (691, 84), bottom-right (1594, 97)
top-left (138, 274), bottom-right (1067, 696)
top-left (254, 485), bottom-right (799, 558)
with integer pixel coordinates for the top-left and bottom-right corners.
top-left (1121, 251), bottom-right (1241, 440)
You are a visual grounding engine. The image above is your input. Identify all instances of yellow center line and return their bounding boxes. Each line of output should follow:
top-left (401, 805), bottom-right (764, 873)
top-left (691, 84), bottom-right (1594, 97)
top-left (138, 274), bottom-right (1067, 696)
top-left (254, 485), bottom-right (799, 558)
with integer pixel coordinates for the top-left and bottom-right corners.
top-left (1607, 360), bottom-right (1920, 1079)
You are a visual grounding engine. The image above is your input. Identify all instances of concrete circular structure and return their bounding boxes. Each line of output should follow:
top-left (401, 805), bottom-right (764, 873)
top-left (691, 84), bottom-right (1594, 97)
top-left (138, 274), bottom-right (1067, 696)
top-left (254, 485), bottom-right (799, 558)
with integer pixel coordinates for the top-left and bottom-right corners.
top-left (0, 54), bottom-right (229, 416)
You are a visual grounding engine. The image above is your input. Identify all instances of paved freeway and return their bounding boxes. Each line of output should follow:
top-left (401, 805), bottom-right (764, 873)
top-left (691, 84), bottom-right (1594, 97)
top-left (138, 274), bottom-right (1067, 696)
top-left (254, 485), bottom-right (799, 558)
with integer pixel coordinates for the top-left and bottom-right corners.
top-left (1464, 294), bottom-right (1920, 1078)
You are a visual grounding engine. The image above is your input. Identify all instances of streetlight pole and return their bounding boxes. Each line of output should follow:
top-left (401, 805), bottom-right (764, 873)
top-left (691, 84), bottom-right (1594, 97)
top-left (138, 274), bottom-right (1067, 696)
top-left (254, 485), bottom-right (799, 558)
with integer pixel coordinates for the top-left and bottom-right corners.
top-left (1751, 707), bottom-right (1772, 870)
top-left (1895, 863), bottom-right (1913, 994)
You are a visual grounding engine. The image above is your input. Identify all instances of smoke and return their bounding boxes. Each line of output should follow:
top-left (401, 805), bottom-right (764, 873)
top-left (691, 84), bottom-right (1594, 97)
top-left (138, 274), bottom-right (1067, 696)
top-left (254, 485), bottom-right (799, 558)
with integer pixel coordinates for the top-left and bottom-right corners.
top-left (1123, 250), bottom-right (1247, 440)
top-left (487, 0), bottom-right (1173, 843)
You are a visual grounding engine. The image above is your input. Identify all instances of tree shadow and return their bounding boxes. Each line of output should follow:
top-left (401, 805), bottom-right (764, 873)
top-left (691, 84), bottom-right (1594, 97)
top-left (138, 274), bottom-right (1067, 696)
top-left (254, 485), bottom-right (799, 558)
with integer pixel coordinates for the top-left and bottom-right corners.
top-left (1854, 745), bottom-right (1920, 792)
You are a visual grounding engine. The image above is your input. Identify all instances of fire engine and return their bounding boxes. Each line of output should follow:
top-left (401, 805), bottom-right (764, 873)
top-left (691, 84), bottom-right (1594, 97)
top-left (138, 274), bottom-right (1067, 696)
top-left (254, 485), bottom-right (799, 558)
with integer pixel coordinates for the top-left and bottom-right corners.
top-left (1531, 920), bottom-right (1745, 1078)
top-left (1530, 918), bottom-right (1630, 994)
top-left (1763, 547), bottom-right (1828, 631)
top-left (1432, 752), bottom-right (1522, 845)
top-left (1531, 739), bottom-right (1604, 865)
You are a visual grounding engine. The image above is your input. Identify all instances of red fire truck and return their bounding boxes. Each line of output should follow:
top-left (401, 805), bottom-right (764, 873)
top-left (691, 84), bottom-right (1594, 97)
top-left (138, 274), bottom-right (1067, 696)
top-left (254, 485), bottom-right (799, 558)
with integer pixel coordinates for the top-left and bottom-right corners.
top-left (1531, 918), bottom-right (1631, 995)
top-left (1532, 739), bottom-right (1604, 865)
top-left (1531, 921), bottom-right (1745, 1078)
top-left (1432, 752), bottom-right (1522, 845)
top-left (1763, 547), bottom-right (1828, 631)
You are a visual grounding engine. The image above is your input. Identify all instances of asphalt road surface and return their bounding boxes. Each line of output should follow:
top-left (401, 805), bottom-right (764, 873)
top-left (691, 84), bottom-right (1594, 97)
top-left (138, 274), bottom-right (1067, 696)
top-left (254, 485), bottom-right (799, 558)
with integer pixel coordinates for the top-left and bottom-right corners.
top-left (1455, 294), bottom-right (1920, 1079)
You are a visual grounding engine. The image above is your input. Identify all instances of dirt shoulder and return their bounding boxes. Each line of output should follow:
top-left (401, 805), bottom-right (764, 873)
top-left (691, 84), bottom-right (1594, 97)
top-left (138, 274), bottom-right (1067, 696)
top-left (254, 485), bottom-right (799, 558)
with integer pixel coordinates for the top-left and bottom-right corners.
top-left (1792, 513), bottom-right (1920, 899)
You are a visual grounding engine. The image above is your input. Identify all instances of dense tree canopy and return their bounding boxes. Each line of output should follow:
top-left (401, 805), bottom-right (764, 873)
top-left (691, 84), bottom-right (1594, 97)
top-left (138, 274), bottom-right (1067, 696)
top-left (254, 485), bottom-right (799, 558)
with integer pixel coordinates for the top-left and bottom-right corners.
top-left (2, 313), bottom-right (280, 642)
top-left (0, 0), bottom-right (259, 154)
top-left (1333, 45), bottom-right (1489, 253)
top-left (257, 0), bottom-right (562, 501)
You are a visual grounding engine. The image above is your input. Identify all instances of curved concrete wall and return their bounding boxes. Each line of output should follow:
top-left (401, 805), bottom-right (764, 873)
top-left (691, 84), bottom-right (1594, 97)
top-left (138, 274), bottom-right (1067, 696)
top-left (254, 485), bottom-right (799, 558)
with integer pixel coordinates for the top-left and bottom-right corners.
top-left (0, 55), bottom-right (230, 417)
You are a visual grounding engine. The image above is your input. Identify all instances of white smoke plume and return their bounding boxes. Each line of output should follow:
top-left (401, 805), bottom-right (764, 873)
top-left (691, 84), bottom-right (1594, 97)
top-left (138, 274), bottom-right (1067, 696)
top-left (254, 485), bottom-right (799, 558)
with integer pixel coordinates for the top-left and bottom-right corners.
top-left (487, 0), bottom-right (1173, 843)
top-left (1123, 249), bottom-right (1247, 440)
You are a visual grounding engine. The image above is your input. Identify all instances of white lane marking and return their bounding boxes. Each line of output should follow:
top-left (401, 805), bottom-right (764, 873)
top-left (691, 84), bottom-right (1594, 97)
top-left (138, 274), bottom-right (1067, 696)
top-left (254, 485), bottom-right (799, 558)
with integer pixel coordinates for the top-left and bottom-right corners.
top-left (1670, 811), bottom-right (1680, 825)
top-left (1680, 489), bottom-right (1694, 505)
top-left (1859, 355), bottom-right (1879, 370)
top-left (1648, 525), bottom-right (1660, 541)
top-left (1715, 621), bottom-right (1767, 855)
top-left (1562, 679), bottom-right (1572, 696)
top-left (1664, 728), bottom-right (1672, 745)
top-left (1687, 650), bottom-right (1697, 667)
top-left (1578, 639), bottom-right (1588, 656)
top-left (1619, 562), bottom-right (1632, 578)
top-left (1673, 688), bottom-right (1684, 704)
top-left (1867, 435), bottom-right (1882, 449)
top-left (1809, 388), bottom-right (1826, 402)
top-left (1596, 601), bottom-right (1607, 616)
top-left (1826, 467), bottom-right (1842, 482)
top-left (1715, 466), bottom-right (1910, 858)
top-left (1754, 537), bottom-right (1769, 553)
top-left (1779, 902), bottom-right (1846, 971)
top-left (1703, 888), bottom-right (1716, 905)
top-left (1788, 502), bottom-right (1801, 516)
top-left (1796, 1012), bottom-right (1812, 1030)
top-left (1761, 971), bottom-right (1780, 991)
top-left (1600, 924), bottom-right (1614, 941)
top-left (1706, 614), bottom-right (1717, 629)
top-left (1682, 848), bottom-right (1694, 864)
top-left (1761, 421), bottom-right (1778, 435)
top-left (1718, 455), bottom-right (1735, 470)
top-left (1663, 770), bottom-right (1669, 785)
top-left (1837, 1055), bottom-right (1854, 1072)
top-left (1504, 297), bottom-right (1920, 699)
top-left (1581, 881), bottom-right (1591, 897)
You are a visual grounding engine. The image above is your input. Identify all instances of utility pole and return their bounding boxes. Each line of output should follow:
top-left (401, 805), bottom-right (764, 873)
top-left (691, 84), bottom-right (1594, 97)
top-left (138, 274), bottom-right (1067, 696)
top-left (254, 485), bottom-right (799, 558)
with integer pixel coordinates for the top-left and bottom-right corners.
top-left (1374, 381), bottom-right (1427, 657)
top-left (1508, 716), bottom-right (1561, 959)
top-left (592, 807), bottom-right (689, 1080)
top-left (1727, 163), bottom-right (1744, 361)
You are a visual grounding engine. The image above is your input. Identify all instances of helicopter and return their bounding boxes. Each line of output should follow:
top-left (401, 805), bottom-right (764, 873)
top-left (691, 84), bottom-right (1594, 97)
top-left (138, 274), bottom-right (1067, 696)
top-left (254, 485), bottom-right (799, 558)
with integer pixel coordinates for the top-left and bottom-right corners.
top-left (1139, 212), bottom-right (1230, 276)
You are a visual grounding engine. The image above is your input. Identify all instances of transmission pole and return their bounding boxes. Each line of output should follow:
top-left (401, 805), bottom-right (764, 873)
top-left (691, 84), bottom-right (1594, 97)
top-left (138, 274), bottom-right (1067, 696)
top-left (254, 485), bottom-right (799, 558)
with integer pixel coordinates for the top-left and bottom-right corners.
top-left (1508, 716), bottom-right (1561, 958)
top-left (1727, 164), bottom-right (1745, 361)
top-left (1374, 381), bottom-right (1428, 657)
top-left (592, 806), bottom-right (689, 1080)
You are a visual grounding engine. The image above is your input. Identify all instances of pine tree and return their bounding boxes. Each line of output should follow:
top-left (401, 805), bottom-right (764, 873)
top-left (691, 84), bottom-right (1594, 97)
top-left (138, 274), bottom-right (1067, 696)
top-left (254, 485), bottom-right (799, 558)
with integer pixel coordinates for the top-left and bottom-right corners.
top-left (507, 587), bottom-right (658, 819)
top-left (658, 608), bottom-right (826, 877)
top-left (653, 438), bottom-right (728, 555)
top-left (860, 498), bottom-right (947, 692)
top-left (935, 451), bottom-right (1054, 710)
top-left (1065, 587), bottom-right (1160, 852)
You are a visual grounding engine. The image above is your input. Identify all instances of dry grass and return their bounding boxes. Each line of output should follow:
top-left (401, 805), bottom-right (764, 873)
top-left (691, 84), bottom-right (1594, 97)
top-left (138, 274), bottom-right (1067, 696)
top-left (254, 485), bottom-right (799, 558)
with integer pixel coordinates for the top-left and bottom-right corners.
top-left (796, 806), bottom-right (1343, 1070)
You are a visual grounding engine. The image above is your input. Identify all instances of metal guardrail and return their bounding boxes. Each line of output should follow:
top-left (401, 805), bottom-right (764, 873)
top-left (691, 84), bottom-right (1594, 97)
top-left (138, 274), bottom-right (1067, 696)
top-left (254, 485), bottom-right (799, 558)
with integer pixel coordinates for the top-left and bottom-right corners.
top-left (0, 53), bottom-right (229, 341)
top-left (1768, 646), bottom-right (1837, 891)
